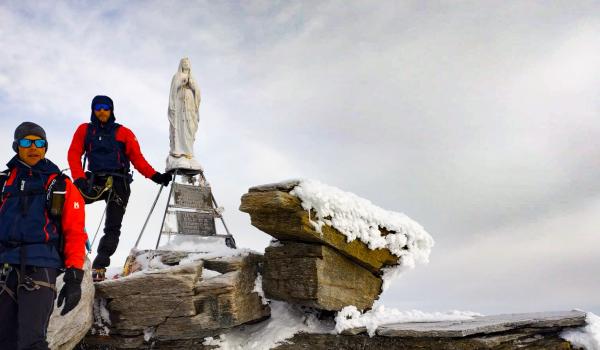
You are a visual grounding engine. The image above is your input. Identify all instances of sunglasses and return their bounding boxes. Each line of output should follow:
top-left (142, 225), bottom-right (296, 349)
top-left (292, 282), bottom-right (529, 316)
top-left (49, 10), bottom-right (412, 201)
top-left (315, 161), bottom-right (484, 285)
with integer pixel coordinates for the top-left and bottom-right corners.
top-left (18, 139), bottom-right (47, 148)
top-left (94, 104), bottom-right (111, 111)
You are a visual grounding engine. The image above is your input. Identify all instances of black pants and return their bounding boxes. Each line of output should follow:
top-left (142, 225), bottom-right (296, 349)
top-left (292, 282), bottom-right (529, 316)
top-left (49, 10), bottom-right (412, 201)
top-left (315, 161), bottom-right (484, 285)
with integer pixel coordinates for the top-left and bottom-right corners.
top-left (0, 265), bottom-right (58, 350)
top-left (86, 174), bottom-right (131, 269)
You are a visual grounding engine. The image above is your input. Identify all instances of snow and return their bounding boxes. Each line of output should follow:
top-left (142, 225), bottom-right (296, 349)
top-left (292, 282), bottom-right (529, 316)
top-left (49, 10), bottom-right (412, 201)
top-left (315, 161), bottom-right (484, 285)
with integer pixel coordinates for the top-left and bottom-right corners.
top-left (202, 301), bottom-right (333, 350)
top-left (268, 239), bottom-right (283, 248)
top-left (105, 266), bottom-right (123, 280)
top-left (561, 312), bottom-right (600, 350)
top-left (253, 273), bottom-right (268, 305)
top-left (201, 301), bottom-right (484, 349)
top-left (203, 336), bottom-right (223, 347)
top-left (91, 298), bottom-right (111, 336)
top-left (143, 327), bottom-right (155, 342)
top-left (289, 179), bottom-right (434, 287)
top-left (134, 251), bottom-right (169, 271)
top-left (203, 268), bottom-right (222, 278)
top-left (159, 235), bottom-right (256, 262)
top-left (335, 304), bottom-right (482, 337)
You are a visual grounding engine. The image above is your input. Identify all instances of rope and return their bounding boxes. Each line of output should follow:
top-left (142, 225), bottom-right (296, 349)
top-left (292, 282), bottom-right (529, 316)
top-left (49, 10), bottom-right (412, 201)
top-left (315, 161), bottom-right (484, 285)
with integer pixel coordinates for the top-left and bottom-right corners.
top-left (79, 176), bottom-right (114, 201)
top-left (90, 189), bottom-right (113, 248)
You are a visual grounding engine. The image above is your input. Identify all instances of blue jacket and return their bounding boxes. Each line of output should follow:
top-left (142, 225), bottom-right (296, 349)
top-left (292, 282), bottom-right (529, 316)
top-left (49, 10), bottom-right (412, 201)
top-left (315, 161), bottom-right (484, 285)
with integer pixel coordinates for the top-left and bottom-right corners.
top-left (85, 117), bottom-right (130, 175)
top-left (0, 157), bottom-right (64, 268)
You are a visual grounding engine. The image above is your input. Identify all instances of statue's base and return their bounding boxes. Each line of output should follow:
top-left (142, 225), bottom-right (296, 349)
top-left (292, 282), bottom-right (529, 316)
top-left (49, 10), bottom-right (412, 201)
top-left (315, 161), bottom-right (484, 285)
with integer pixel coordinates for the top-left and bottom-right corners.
top-left (166, 155), bottom-right (203, 174)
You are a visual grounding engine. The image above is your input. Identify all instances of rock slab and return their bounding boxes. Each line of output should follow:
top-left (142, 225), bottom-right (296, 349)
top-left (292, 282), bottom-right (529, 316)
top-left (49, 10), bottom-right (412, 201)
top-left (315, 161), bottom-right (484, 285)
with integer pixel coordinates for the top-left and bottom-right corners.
top-left (277, 310), bottom-right (586, 350)
top-left (375, 310), bottom-right (586, 338)
top-left (81, 254), bottom-right (270, 349)
top-left (240, 189), bottom-right (398, 273)
top-left (263, 241), bottom-right (382, 311)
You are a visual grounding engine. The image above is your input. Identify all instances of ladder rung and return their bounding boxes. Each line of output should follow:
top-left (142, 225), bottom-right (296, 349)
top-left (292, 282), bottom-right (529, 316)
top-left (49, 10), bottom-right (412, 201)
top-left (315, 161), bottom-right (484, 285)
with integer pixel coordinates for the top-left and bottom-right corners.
top-left (167, 207), bottom-right (222, 218)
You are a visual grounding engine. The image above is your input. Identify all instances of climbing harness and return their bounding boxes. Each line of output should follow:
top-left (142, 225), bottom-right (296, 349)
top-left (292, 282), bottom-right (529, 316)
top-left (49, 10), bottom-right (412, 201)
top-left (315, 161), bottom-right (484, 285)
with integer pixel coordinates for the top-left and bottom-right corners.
top-left (0, 263), bottom-right (16, 302)
top-left (79, 175), bottom-right (114, 201)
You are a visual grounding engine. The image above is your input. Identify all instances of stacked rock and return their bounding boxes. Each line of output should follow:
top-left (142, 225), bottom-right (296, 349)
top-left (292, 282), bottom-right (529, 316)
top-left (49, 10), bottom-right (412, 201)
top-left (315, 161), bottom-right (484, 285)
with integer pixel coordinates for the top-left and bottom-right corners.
top-left (82, 253), bottom-right (270, 349)
top-left (240, 180), bottom-right (433, 312)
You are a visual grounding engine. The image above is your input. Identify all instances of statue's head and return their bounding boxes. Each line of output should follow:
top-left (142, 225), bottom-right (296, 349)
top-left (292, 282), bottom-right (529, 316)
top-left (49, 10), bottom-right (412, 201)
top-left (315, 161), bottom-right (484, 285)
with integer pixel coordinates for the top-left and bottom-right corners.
top-left (180, 57), bottom-right (191, 73)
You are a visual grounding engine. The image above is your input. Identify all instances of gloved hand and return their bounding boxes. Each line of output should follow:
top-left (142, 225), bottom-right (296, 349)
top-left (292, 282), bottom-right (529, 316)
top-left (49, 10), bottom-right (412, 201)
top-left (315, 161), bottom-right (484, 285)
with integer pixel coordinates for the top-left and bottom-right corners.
top-left (151, 172), bottom-right (172, 186)
top-left (57, 267), bottom-right (84, 316)
top-left (73, 178), bottom-right (89, 194)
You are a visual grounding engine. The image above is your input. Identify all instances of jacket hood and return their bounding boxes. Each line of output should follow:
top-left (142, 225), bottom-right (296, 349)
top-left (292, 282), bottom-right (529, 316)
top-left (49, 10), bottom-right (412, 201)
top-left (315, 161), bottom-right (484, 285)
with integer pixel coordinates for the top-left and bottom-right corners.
top-left (90, 95), bottom-right (116, 125)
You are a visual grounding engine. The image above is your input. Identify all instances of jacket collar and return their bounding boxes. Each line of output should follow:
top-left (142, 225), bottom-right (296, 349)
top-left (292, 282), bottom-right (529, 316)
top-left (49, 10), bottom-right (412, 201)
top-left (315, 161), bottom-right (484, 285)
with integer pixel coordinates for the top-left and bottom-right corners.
top-left (6, 155), bottom-right (60, 175)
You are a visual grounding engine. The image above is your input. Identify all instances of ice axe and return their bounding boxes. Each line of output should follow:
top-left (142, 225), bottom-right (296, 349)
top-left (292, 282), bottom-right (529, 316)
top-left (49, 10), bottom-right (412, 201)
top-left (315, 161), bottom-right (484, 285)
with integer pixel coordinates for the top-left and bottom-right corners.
top-left (122, 184), bottom-right (164, 276)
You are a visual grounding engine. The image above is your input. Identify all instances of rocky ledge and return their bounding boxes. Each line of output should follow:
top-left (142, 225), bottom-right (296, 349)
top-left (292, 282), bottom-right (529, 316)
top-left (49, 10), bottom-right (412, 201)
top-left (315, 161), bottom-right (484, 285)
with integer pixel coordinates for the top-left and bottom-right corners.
top-left (276, 310), bottom-right (586, 350)
top-left (78, 253), bottom-right (270, 349)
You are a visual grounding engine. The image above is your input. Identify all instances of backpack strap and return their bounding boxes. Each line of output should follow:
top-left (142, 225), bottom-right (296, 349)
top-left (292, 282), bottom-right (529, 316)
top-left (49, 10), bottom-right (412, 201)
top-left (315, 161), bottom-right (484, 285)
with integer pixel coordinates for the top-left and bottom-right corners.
top-left (0, 169), bottom-right (9, 195)
top-left (0, 169), bottom-right (14, 203)
top-left (46, 173), bottom-right (68, 263)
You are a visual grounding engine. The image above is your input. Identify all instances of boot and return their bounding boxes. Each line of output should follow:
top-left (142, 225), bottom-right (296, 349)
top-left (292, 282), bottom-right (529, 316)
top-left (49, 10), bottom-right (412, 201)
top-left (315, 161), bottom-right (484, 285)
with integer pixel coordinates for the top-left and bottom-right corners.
top-left (92, 268), bottom-right (106, 282)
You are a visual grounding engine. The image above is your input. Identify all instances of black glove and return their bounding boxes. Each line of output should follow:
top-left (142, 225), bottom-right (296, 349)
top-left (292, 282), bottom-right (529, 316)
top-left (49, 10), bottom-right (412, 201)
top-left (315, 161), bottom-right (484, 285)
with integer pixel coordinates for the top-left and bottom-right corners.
top-left (151, 172), bottom-right (172, 186)
top-left (57, 267), bottom-right (84, 316)
top-left (73, 178), bottom-right (89, 194)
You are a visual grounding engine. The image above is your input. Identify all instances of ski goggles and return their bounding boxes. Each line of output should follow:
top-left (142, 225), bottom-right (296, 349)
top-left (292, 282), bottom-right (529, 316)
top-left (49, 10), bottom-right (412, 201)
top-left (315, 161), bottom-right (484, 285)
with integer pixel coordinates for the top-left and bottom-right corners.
top-left (18, 138), bottom-right (47, 148)
top-left (94, 104), bottom-right (111, 111)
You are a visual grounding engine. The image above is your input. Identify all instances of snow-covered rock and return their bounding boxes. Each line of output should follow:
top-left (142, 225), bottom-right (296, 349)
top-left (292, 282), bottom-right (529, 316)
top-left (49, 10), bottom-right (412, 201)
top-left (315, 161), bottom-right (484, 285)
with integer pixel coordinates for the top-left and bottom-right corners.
top-left (240, 179), bottom-right (433, 311)
top-left (81, 253), bottom-right (270, 349)
top-left (275, 310), bottom-right (586, 350)
top-left (241, 179), bottom-right (433, 277)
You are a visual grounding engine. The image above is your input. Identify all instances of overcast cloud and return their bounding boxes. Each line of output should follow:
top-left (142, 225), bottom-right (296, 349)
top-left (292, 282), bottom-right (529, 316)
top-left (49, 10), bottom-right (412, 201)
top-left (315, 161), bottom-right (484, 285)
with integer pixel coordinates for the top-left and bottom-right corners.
top-left (0, 1), bottom-right (599, 314)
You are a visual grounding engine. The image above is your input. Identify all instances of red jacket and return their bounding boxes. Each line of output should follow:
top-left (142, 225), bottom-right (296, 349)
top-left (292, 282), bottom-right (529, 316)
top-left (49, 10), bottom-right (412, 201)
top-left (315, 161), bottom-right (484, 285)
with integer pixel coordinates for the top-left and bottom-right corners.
top-left (58, 175), bottom-right (87, 269)
top-left (0, 157), bottom-right (87, 269)
top-left (68, 123), bottom-right (157, 181)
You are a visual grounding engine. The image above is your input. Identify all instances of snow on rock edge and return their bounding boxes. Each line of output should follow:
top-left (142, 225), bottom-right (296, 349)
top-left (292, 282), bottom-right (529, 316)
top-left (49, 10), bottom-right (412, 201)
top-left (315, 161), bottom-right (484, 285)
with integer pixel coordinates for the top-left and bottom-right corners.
top-left (335, 304), bottom-right (482, 337)
top-left (561, 312), bottom-right (600, 350)
top-left (290, 179), bottom-right (434, 288)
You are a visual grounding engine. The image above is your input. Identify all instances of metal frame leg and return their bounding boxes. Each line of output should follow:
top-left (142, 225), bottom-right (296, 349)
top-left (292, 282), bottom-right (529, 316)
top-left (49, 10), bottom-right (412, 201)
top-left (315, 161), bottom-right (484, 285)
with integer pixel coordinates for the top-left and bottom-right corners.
top-left (155, 170), bottom-right (178, 250)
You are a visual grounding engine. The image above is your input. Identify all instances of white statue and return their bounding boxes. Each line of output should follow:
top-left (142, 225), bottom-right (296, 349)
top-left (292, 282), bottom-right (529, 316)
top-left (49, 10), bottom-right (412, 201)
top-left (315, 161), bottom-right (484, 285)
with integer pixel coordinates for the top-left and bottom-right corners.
top-left (166, 57), bottom-right (203, 172)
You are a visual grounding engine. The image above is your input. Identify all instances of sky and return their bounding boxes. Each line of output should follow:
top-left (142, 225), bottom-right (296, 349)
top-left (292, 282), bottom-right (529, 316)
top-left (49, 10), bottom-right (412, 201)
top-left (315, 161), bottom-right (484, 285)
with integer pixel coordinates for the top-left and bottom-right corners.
top-left (1, 1), bottom-right (599, 315)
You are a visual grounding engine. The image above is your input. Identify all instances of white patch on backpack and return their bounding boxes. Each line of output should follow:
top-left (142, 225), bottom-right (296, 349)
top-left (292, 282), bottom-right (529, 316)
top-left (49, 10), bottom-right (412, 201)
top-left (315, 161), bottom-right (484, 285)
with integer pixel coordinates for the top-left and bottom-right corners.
top-left (74, 202), bottom-right (80, 209)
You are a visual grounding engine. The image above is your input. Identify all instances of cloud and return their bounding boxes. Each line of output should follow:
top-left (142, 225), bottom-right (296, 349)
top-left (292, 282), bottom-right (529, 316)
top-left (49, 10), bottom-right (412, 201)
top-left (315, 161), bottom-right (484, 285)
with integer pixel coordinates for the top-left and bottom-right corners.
top-left (384, 195), bottom-right (600, 314)
top-left (0, 1), bottom-right (599, 313)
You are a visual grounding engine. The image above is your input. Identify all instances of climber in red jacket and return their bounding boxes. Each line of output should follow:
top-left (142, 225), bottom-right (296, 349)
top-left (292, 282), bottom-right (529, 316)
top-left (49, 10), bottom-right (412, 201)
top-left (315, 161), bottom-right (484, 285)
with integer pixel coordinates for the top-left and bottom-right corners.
top-left (68, 95), bottom-right (172, 282)
top-left (0, 122), bottom-right (87, 350)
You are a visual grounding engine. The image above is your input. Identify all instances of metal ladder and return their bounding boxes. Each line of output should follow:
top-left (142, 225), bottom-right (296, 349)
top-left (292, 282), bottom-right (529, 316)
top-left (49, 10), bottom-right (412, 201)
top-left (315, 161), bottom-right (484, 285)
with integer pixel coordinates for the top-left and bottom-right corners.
top-left (133, 169), bottom-right (236, 252)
